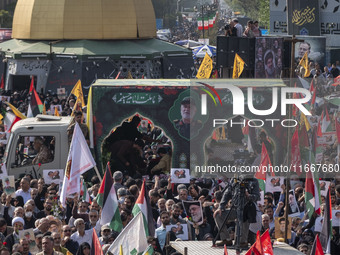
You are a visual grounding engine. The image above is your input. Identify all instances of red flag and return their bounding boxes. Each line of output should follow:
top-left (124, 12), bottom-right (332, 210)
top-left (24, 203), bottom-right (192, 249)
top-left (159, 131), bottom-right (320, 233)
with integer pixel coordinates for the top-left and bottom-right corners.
top-left (317, 119), bottom-right (323, 137)
top-left (211, 69), bottom-right (218, 78)
top-left (224, 244), bottom-right (228, 255)
top-left (311, 86), bottom-right (317, 105)
top-left (254, 231), bottom-right (263, 255)
top-left (310, 235), bottom-right (324, 255)
top-left (0, 74), bottom-right (4, 89)
top-left (291, 127), bottom-right (302, 175)
top-left (29, 78), bottom-right (34, 93)
top-left (309, 79), bottom-right (314, 92)
top-left (260, 230), bottom-right (274, 255)
top-left (336, 117), bottom-right (340, 143)
top-left (332, 75), bottom-right (340, 86)
top-left (91, 228), bottom-right (103, 255)
top-left (255, 143), bottom-right (273, 180)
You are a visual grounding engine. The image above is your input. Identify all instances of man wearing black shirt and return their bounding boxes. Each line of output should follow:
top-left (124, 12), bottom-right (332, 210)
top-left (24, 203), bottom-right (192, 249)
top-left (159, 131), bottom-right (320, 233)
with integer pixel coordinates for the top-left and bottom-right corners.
top-left (225, 21), bottom-right (237, 37)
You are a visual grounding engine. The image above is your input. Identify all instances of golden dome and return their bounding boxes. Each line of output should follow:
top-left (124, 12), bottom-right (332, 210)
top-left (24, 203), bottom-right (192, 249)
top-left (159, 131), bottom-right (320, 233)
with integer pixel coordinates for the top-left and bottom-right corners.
top-left (12, 0), bottom-right (156, 40)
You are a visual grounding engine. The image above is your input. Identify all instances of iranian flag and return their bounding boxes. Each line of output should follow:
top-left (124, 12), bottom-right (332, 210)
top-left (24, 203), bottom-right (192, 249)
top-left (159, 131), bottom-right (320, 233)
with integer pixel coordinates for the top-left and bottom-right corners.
top-left (321, 108), bottom-right (331, 133)
top-left (132, 179), bottom-right (155, 237)
top-left (305, 167), bottom-right (321, 218)
top-left (96, 165), bottom-right (123, 232)
top-left (209, 15), bottom-right (213, 28)
top-left (197, 18), bottom-right (203, 30)
top-left (204, 17), bottom-right (209, 30)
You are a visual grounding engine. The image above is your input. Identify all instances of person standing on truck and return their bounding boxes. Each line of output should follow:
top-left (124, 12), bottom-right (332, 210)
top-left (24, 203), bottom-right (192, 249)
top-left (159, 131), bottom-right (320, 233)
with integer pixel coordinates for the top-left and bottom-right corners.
top-left (67, 111), bottom-right (89, 145)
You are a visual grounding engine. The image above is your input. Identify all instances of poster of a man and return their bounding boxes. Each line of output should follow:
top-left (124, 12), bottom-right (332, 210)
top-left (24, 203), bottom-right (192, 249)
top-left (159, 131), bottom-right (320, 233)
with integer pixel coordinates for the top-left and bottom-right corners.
top-left (332, 210), bottom-right (340, 227)
top-left (265, 176), bottom-right (284, 193)
top-left (173, 97), bottom-right (202, 140)
top-left (183, 200), bottom-right (203, 225)
top-left (275, 217), bottom-right (292, 239)
top-left (2, 176), bottom-right (15, 195)
top-left (288, 190), bottom-right (300, 216)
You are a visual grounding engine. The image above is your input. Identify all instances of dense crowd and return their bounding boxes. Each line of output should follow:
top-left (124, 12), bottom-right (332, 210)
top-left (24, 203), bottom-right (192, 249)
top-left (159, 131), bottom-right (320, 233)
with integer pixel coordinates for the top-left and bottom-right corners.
top-left (0, 61), bottom-right (338, 255)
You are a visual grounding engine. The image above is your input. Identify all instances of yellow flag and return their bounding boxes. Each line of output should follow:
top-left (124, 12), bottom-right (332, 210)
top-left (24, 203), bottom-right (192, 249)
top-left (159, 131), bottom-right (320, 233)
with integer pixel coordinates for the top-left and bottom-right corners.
top-left (298, 51), bottom-right (310, 77)
top-left (42, 103), bottom-right (46, 115)
top-left (54, 106), bottom-right (60, 116)
top-left (4, 102), bottom-right (26, 119)
top-left (220, 126), bottom-right (226, 139)
top-left (196, 53), bottom-right (213, 79)
top-left (127, 70), bottom-right (133, 79)
top-left (232, 53), bottom-right (245, 79)
top-left (300, 112), bottom-right (311, 131)
top-left (70, 80), bottom-right (85, 108)
top-left (119, 245), bottom-right (123, 255)
top-left (66, 251), bottom-right (72, 255)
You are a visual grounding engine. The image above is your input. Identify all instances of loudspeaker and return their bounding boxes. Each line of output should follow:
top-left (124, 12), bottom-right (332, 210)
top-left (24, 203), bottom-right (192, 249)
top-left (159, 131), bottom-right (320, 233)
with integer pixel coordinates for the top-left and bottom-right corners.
top-left (216, 37), bottom-right (255, 69)
top-left (217, 52), bottom-right (228, 68)
top-left (216, 36), bottom-right (229, 52)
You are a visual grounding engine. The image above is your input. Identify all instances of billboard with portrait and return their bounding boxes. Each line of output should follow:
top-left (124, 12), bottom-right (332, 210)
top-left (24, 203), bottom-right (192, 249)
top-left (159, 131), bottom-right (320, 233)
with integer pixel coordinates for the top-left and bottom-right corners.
top-left (255, 37), bottom-right (283, 79)
top-left (294, 36), bottom-right (326, 66)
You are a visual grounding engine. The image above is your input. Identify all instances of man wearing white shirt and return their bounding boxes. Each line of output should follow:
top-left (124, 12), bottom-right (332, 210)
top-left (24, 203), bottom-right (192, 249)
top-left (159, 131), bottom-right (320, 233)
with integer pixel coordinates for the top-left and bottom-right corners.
top-left (70, 218), bottom-right (92, 247)
top-left (233, 19), bottom-right (243, 37)
top-left (15, 178), bottom-right (31, 204)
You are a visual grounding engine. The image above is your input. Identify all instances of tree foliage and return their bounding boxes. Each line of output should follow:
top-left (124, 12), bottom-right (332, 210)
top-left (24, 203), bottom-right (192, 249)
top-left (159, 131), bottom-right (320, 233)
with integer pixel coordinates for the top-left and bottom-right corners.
top-left (0, 10), bottom-right (12, 28)
top-left (225, 0), bottom-right (270, 28)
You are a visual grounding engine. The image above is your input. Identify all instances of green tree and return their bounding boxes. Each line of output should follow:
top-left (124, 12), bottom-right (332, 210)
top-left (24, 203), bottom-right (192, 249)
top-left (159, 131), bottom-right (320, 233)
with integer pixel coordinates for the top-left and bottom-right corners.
top-left (0, 10), bottom-right (12, 28)
top-left (225, 0), bottom-right (269, 29)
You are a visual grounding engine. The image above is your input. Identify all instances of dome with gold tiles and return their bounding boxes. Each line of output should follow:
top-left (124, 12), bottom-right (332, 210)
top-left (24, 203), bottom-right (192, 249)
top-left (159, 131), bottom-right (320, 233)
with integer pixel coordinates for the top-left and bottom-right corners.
top-left (12, 0), bottom-right (156, 40)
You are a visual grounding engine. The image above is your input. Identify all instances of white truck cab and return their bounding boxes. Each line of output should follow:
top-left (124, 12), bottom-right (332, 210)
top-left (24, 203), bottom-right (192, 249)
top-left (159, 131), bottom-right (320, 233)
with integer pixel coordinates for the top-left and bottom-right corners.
top-left (3, 115), bottom-right (73, 179)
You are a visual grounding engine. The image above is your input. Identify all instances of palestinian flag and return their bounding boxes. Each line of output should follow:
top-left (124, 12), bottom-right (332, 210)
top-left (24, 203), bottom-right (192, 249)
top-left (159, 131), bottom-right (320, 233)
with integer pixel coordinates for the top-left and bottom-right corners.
top-left (310, 235), bottom-right (325, 255)
top-left (91, 228), bottom-right (103, 255)
top-left (96, 163), bottom-right (123, 232)
top-left (319, 189), bottom-right (332, 253)
top-left (29, 77), bottom-right (34, 93)
top-left (305, 165), bottom-right (321, 218)
top-left (132, 179), bottom-right (155, 237)
top-left (321, 108), bottom-right (331, 133)
top-left (28, 87), bottom-right (43, 117)
top-left (80, 179), bottom-right (91, 204)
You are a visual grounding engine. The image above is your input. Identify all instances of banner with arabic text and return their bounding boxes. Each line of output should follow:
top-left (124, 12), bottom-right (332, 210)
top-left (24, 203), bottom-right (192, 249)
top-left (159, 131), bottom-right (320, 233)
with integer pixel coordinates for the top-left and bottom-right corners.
top-left (287, 0), bottom-right (320, 36)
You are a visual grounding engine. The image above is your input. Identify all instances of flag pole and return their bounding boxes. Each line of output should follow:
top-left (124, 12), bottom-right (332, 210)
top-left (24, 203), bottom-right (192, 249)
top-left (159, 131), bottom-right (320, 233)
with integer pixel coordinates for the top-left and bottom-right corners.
top-left (94, 165), bottom-right (102, 182)
top-left (284, 34), bottom-right (304, 244)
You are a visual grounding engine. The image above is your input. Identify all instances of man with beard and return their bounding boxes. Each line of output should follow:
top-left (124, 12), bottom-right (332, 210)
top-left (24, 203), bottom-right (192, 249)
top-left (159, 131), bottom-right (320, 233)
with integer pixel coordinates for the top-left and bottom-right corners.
top-left (36, 198), bottom-right (53, 219)
top-left (123, 195), bottom-right (135, 211)
top-left (264, 51), bottom-right (276, 78)
top-left (155, 211), bottom-right (171, 251)
top-left (174, 97), bottom-right (201, 139)
top-left (170, 204), bottom-right (185, 224)
top-left (85, 210), bottom-right (100, 234)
